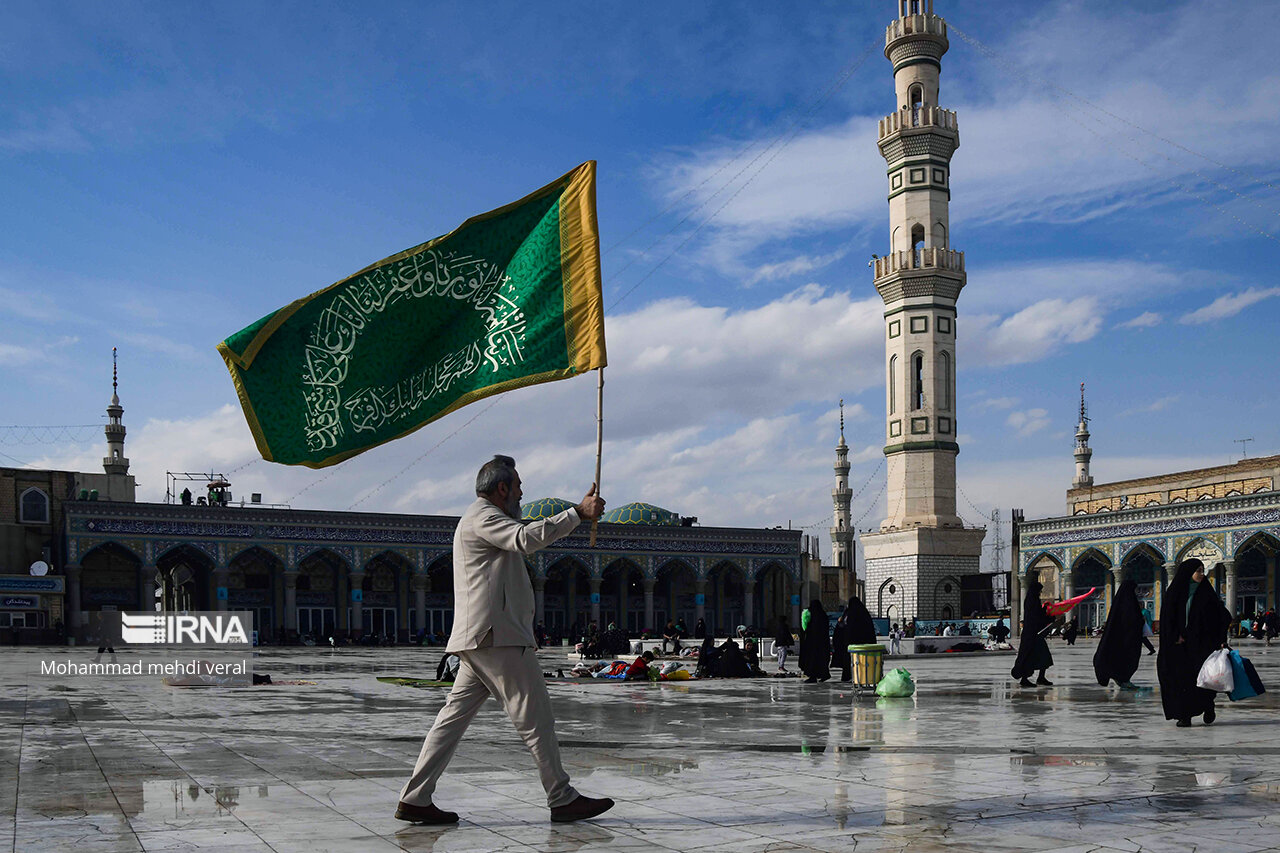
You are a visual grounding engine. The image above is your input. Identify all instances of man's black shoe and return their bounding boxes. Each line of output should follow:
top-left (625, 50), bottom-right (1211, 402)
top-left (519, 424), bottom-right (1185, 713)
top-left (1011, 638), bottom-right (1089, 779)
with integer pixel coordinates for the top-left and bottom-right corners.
top-left (395, 801), bottom-right (459, 825)
top-left (550, 795), bottom-right (615, 823)
top-left (1204, 706), bottom-right (1216, 725)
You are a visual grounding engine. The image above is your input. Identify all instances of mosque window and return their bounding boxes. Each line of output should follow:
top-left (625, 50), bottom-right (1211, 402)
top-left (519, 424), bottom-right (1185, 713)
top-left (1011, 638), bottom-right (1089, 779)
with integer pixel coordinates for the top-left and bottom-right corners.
top-left (889, 355), bottom-right (898, 414)
top-left (938, 351), bottom-right (951, 411)
top-left (20, 488), bottom-right (50, 524)
top-left (911, 225), bottom-right (925, 265)
top-left (912, 353), bottom-right (924, 409)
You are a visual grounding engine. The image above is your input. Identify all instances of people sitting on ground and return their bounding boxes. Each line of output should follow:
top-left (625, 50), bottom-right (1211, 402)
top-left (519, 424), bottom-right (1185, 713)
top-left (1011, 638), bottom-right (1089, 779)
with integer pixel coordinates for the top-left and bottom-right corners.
top-left (988, 618), bottom-right (1010, 644)
top-left (717, 638), bottom-right (753, 678)
top-left (958, 622), bottom-right (972, 636)
top-left (598, 622), bottom-right (630, 657)
top-left (693, 617), bottom-right (707, 639)
top-left (743, 637), bottom-right (763, 675)
top-left (695, 635), bottom-right (722, 678)
top-left (662, 620), bottom-right (681, 654)
top-left (625, 650), bottom-right (655, 680)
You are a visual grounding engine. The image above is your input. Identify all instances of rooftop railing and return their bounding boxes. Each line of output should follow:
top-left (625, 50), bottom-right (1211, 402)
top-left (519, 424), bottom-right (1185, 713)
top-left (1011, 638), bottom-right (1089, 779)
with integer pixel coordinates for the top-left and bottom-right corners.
top-left (879, 106), bottom-right (958, 140)
top-left (873, 248), bottom-right (964, 280)
top-left (886, 13), bottom-right (947, 46)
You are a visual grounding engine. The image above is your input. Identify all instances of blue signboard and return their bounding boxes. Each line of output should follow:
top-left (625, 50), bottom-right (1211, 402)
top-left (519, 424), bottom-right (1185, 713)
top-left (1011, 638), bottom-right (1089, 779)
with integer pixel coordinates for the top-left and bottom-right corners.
top-left (694, 594), bottom-right (705, 606)
top-left (216, 586), bottom-right (228, 601)
top-left (0, 575), bottom-right (65, 594)
top-left (352, 589), bottom-right (363, 602)
top-left (790, 594), bottom-right (800, 605)
top-left (2, 596), bottom-right (38, 609)
top-left (589, 593), bottom-right (600, 604)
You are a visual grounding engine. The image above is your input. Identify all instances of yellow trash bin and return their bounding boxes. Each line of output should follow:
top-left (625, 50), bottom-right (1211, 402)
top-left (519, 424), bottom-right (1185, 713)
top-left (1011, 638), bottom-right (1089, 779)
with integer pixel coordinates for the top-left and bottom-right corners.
top-left (848, 644), bottom-right (885, 689)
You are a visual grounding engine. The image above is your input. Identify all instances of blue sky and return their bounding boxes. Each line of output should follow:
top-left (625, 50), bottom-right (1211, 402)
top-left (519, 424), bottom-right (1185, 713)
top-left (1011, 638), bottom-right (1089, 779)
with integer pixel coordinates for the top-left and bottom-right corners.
top-left (2, 1), bottom-right (1278, 570)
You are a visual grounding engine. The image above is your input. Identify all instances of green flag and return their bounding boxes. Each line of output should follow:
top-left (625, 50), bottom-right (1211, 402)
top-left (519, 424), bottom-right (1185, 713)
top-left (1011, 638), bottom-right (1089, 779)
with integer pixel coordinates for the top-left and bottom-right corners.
top-left (218, 162), bottom-right (606, 468)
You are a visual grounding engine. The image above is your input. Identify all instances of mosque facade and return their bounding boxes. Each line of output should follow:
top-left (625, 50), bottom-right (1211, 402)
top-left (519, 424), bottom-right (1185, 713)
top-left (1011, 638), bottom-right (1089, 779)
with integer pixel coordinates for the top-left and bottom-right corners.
top-left (1015, 390), bottom-right (1280, 629)
top-left (2, 365), bottom-right (812, 644)
top-left (860, 0), bottom-right (985, 623)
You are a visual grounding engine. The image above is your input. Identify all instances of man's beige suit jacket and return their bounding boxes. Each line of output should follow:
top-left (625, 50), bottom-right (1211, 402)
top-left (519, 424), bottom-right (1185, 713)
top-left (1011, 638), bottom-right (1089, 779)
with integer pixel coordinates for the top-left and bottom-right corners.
top-left (446, 497), bottom-right (581, 653)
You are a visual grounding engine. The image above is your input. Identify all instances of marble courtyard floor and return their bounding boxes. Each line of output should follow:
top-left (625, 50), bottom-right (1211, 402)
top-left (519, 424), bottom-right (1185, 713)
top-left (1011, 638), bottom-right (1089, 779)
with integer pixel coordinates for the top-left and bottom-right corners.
top-left (4, 642), bottom-right (1280, 852)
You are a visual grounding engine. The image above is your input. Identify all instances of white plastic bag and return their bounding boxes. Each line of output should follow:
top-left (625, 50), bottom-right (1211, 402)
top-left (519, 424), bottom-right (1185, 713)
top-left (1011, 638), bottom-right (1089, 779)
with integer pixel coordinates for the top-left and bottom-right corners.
top-left (1196, 649), bottom-right (1234, 693)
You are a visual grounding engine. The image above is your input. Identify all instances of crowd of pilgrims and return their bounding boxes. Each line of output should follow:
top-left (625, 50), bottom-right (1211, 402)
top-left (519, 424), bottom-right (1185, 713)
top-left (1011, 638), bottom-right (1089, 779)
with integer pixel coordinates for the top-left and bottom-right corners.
top-left (1016, 558), bottom-right (1248, 727)
top-left (559, 598), bottom-right (880, 682)
top-left (432, 557), bottom-right (1258, 728)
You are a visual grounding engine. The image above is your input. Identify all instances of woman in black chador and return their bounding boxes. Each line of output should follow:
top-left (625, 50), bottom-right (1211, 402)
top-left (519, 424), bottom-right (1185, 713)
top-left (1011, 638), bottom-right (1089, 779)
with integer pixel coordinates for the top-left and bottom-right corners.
top-left (1158, 559), bottom-right (1230, 727)
top-left (798, 599), bottom-right (831, 683)
top-left (1093, 579), bottom-right (1144, 689)
top-left (830, 596), bottom-right (877, 682)
top-left (1011, 579), bottom-right (1054, 687)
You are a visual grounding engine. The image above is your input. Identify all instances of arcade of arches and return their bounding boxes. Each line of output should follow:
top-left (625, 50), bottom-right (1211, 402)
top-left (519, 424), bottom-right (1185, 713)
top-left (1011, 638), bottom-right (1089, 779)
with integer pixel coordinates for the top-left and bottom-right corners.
top-left (1018, 494), bottom-right (1280, 630)
top-left (63, 502), bottom-right (807, 643)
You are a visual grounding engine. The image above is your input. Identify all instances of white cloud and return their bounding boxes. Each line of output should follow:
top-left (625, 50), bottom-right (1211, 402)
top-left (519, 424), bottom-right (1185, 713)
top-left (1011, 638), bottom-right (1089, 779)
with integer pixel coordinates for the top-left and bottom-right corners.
top-left (1122, 395), bottom-right (1180, 417)
top-left (973, 396), bottom-right (1018, 411)
top-left (1007, 408), bottom-right (1051, 437)
top-left (967, 298), bottom-right (1103, 366)
top-left (1118, 311), bottom-right (1163, 329)
top-left (745, 246), bottom-right (850, 287)
top-left (1180, 287), bottom-right (1280, 325)
top-left (648, 2), bottom-right (1280, 281)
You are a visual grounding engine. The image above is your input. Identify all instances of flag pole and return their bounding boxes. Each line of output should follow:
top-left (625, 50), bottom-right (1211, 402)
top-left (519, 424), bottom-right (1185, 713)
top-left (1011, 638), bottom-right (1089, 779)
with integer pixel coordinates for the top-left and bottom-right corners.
top-left (589, 367), bottom-right (604, 547)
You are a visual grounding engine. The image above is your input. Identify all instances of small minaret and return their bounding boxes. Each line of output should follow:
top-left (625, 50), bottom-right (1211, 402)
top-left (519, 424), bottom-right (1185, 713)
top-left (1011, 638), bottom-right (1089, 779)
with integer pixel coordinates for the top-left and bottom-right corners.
top-left (1072, 382), bottom-right (1093, 490)
top-left (103, 347), bottom-right (130, 476)
top-left (830, 400), bottom-right (854, 574)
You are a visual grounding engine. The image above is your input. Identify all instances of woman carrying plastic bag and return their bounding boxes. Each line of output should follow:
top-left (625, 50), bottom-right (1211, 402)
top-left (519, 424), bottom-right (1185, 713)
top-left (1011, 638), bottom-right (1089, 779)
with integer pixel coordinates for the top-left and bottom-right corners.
top-left (1157, 559), bottom-right (1231, 728)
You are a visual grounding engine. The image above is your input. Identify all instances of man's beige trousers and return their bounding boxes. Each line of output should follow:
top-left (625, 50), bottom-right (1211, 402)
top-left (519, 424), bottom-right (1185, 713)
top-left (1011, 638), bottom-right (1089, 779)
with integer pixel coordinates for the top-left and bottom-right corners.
top-left (399, 643), bottom-right (579, 809)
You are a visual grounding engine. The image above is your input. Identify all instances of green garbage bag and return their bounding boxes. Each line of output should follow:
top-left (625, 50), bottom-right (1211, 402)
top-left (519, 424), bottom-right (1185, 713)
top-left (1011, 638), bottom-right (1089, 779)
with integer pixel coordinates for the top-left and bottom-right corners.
top-left (875, 667), bottom-right (915, 698)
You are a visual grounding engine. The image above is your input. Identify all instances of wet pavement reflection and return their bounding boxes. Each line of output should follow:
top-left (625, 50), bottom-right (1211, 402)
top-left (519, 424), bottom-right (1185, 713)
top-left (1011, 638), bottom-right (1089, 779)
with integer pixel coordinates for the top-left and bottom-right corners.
top-left (4, 641), bottom-right (1280, 851)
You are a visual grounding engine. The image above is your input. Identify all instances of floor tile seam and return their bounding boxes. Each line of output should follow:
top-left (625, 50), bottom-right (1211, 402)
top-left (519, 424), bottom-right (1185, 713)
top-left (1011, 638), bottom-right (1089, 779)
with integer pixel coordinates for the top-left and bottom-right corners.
top-left (8, 682), bottom-right (26, 853)
top-left (56, 697), bottom-right (154, 853)
top-left (84, 692), bottom-right (287, 851)
top-left (934, 782), bottom-right (1267, 828)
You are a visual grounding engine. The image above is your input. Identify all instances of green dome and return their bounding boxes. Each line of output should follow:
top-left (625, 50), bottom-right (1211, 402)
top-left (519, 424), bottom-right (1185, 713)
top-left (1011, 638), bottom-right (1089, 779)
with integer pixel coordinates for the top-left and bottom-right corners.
top-left (602, 502), bottom-right (679, 526)
top-left (521, 497), bottom-right (576, 521)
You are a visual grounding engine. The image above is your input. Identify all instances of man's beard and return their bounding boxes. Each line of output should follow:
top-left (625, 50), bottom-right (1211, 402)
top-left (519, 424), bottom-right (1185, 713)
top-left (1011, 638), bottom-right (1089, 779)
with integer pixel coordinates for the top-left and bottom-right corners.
top-left (505, 493), bottom-right (521, 519)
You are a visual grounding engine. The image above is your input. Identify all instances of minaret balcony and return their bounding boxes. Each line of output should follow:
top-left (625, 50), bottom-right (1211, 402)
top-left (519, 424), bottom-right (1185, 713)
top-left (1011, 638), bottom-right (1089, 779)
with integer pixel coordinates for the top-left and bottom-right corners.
top-left (886, 14), bottom-right (947, 45)
top-left (873, 248), bottom-right (964, 282)
top-left (878, 106), bottom-right (957, 141)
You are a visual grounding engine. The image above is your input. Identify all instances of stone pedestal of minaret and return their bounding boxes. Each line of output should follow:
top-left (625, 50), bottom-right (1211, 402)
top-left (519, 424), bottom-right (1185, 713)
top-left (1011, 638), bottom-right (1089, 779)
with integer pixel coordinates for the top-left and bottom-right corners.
top-left (860, 0), bottom-right (984, 623)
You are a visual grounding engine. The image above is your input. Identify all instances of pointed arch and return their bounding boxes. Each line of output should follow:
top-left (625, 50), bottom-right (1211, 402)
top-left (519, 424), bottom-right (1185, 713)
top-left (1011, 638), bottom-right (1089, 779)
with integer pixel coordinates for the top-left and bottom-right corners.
top-left (1120, 541), bottom-right (1167, 565)
top-left (19, 487), bottom-right (50, 524)
top-left (1234, 531), bottom-right (1280, 560)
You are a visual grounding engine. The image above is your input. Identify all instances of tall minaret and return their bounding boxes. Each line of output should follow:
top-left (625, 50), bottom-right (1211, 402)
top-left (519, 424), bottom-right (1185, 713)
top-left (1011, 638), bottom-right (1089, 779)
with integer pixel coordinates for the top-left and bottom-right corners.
top-left (830, 401), bottom-right (854, 578)
top-left (103, 347), bottom-right (130, 476)
top-left (1073, 383), bottom-right (1093, 490)
top-left (860, 0), bottom-right (984, 621)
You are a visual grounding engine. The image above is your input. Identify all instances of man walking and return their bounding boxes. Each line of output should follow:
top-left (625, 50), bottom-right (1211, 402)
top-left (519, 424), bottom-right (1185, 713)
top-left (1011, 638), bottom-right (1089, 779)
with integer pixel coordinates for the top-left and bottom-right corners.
top-left (396, 455), bottom-right (614, 825)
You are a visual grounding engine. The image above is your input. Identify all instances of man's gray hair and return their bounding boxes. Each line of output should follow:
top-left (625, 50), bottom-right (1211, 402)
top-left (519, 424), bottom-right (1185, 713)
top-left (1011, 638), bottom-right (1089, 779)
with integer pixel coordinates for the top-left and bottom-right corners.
top-left (475, 455), bottom-right (517, 496)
